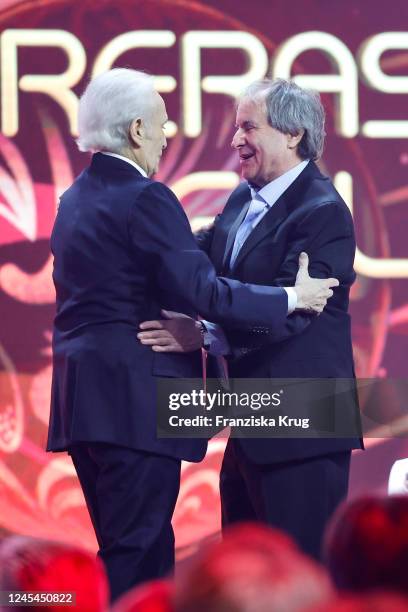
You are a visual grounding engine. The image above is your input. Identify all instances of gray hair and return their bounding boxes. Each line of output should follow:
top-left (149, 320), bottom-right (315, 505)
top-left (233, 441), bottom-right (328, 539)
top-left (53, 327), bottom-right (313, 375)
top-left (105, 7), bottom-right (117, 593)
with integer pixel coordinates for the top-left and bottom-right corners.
top-left (241, 79), bottom-right (326, 160)
top-left (77, 68), bottom-right (156, 153)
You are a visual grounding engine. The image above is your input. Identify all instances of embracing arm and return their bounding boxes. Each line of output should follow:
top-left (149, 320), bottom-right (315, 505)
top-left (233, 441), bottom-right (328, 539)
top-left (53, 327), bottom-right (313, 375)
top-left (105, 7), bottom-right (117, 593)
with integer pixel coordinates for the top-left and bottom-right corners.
top-left (128, 182), bottom-right (288, 330)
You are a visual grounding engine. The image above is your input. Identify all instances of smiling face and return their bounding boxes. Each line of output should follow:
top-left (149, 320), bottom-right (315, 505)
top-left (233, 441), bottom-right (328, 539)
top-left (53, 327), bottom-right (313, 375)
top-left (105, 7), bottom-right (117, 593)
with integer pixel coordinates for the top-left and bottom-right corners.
top-left (232, 95), bottom-right (302, 188)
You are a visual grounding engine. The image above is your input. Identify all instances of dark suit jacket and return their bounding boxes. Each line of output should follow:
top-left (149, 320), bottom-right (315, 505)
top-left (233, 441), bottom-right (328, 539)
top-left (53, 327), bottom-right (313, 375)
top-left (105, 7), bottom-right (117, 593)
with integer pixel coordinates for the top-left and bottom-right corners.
top-left (196, 161), bottom-right (363, 463)
top-left (47, 153), bottom-right (288, 461)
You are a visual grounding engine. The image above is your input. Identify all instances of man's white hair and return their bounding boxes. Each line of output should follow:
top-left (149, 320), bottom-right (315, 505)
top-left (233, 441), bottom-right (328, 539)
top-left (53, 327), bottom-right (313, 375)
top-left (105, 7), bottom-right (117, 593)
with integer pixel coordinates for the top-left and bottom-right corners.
top-left (77, 68), bottom-right (156, 153)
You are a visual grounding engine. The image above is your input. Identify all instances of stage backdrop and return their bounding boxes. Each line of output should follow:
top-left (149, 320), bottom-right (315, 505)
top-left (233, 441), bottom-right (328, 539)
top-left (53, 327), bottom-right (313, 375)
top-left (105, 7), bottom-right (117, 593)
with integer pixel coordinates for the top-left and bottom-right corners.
top-left (0, 0), bottom-right (407, 556)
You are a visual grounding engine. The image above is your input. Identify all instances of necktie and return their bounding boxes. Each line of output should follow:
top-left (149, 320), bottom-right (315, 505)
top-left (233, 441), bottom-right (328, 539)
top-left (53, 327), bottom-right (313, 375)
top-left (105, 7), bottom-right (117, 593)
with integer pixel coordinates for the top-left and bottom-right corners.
top-left (229, 194), bottom-right (269, 269)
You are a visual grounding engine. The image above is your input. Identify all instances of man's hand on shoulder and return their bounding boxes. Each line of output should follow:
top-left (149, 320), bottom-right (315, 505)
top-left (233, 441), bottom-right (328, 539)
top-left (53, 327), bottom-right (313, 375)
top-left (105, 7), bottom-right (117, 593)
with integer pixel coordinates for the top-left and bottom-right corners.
top-left (293, 252), bottom-right (339, 313)
top-left (138, 310), bottom-right (202, 352)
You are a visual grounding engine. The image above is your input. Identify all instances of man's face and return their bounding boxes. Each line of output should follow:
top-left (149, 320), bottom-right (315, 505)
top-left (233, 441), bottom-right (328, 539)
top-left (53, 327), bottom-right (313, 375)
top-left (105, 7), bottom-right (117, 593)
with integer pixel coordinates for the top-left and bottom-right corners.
top-left (141, 92), bottom-right (168, 176)
top-left (232, 96), bottom-right (293, 187)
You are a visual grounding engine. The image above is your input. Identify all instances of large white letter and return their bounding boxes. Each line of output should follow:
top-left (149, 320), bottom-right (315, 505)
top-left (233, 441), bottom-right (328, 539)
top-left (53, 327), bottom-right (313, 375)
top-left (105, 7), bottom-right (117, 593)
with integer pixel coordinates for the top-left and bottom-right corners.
top-left (170, 171), bottom-right (240, 231)
top-left (1, 29), bottom-right (85, 136)
top-left (93, 31), bottom-right (177, 135)
top-left (181, 31), bottom-right (268, 137)
top-left (335, 171), bottom-right (408, 278)
top-left (359, 33), bottom-right (408, 138)
top-left (273, 31), bottom-right (358, 137)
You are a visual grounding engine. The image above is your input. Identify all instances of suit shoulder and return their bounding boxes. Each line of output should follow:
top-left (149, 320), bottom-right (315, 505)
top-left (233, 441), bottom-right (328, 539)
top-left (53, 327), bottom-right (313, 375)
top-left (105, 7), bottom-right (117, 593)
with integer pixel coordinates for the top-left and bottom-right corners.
top-left (223, 181), bottom-right (251, 208)
top-left (306, 177), bottom-right (353, 220)
top-left (230, 181), bottom-right (251, 200)
top-left (140, 179), bottom-right (180, 201)
top-left (290, 176), bottom-right (354, 239)
top-left (130, 179), bottom-right (188, 224)
top-left (231, 180), bottom-right (251, 197)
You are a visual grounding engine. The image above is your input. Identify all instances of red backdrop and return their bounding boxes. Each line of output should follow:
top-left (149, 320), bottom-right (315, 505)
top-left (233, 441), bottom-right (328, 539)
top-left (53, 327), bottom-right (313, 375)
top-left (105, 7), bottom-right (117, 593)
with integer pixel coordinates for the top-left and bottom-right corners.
top-left (0, 0), bottom-right (407, 555)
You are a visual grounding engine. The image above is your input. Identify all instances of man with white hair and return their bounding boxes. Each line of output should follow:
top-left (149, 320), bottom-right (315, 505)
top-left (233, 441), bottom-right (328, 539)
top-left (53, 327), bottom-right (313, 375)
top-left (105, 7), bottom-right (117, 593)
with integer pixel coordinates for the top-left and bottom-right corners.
top-left (139, 79), bottom-right (362, 559)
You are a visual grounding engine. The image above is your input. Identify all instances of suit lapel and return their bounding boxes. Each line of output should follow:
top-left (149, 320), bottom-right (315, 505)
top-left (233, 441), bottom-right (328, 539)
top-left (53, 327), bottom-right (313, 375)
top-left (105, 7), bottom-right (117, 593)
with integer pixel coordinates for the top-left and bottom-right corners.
top-left (210, 183), bottom-right (251, 272)
top-left (231, 161), bottom-right (320, 272)
top-left (222, 198), bottom-right (251, 269)
top-left (231, 195), bottom-right (289, 272)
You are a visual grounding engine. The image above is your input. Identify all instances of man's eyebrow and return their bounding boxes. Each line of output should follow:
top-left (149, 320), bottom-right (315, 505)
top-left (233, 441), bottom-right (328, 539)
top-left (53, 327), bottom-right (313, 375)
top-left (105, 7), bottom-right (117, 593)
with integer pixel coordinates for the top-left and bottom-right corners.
top-left (235, 120), bottom-right (257, 129)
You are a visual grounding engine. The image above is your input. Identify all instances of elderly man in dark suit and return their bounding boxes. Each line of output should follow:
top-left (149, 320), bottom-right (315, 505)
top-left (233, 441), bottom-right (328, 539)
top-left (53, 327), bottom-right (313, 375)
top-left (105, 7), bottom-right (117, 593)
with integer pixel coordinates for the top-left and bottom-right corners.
top-left (139, 78), bottom-right (362, 560)
top-left (47, 69), bottom-right (336, 601)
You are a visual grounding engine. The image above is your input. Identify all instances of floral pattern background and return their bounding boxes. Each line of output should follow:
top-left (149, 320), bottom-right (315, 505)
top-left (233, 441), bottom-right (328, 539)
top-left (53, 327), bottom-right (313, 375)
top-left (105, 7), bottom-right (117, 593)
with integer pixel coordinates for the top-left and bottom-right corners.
top-left (0, 0), bottom-right (407, 554)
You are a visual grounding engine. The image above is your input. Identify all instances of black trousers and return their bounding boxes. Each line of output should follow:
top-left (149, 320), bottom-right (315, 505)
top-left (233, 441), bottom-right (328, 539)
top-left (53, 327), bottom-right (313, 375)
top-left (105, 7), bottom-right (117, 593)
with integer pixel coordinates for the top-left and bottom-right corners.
top-left (220, 438), bottom-right (351, 560)
top-left (69, 443), bottom-right (181, 602)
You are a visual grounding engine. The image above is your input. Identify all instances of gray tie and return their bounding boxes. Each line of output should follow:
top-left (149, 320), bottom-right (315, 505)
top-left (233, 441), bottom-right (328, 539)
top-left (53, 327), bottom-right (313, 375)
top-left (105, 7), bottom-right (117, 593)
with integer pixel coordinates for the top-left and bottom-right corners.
top-left (229, 194), bottom-right (269, 268)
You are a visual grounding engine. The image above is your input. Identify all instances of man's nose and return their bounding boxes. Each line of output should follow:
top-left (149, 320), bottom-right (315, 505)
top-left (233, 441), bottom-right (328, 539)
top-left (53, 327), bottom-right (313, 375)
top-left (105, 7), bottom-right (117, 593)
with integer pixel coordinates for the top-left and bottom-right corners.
top-left (231, 129), bottom-right (243, 149)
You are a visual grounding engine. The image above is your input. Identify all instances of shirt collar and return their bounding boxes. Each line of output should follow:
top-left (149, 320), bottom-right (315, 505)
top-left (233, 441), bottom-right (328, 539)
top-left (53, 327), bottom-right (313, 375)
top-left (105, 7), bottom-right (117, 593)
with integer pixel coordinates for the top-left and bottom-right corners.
top-left (101, 152), bottom-right (148, 178)
top-left (249, 159), bottom-right (309, 206)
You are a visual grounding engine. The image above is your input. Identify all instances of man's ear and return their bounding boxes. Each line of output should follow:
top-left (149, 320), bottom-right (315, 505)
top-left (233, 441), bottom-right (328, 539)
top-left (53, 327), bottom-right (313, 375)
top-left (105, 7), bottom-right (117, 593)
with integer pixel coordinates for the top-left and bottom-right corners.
top-left (287, 129), bottom-right (305, 150)
top-left (129, 118), bottom-right (144, 146)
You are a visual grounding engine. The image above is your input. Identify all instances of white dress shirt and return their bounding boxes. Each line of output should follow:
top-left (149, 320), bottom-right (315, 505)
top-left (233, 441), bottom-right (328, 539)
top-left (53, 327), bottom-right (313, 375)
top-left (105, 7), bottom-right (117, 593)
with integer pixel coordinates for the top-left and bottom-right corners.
top-left (203, 160), bottom-right (310, 356)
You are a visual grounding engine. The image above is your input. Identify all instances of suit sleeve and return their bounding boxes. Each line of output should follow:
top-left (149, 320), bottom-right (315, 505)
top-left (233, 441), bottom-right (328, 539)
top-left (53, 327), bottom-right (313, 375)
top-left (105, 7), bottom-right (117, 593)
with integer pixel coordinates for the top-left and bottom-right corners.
top-left (128, 181), bottom-right (288, 330)
top-left (225, 201), bottom-right (356, 354)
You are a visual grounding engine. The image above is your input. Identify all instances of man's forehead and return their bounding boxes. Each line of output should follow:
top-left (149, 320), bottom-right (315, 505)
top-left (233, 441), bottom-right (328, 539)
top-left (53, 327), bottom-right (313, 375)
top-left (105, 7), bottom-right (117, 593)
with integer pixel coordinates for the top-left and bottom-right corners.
top-left (236, 96), bottom-right (267, 121)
